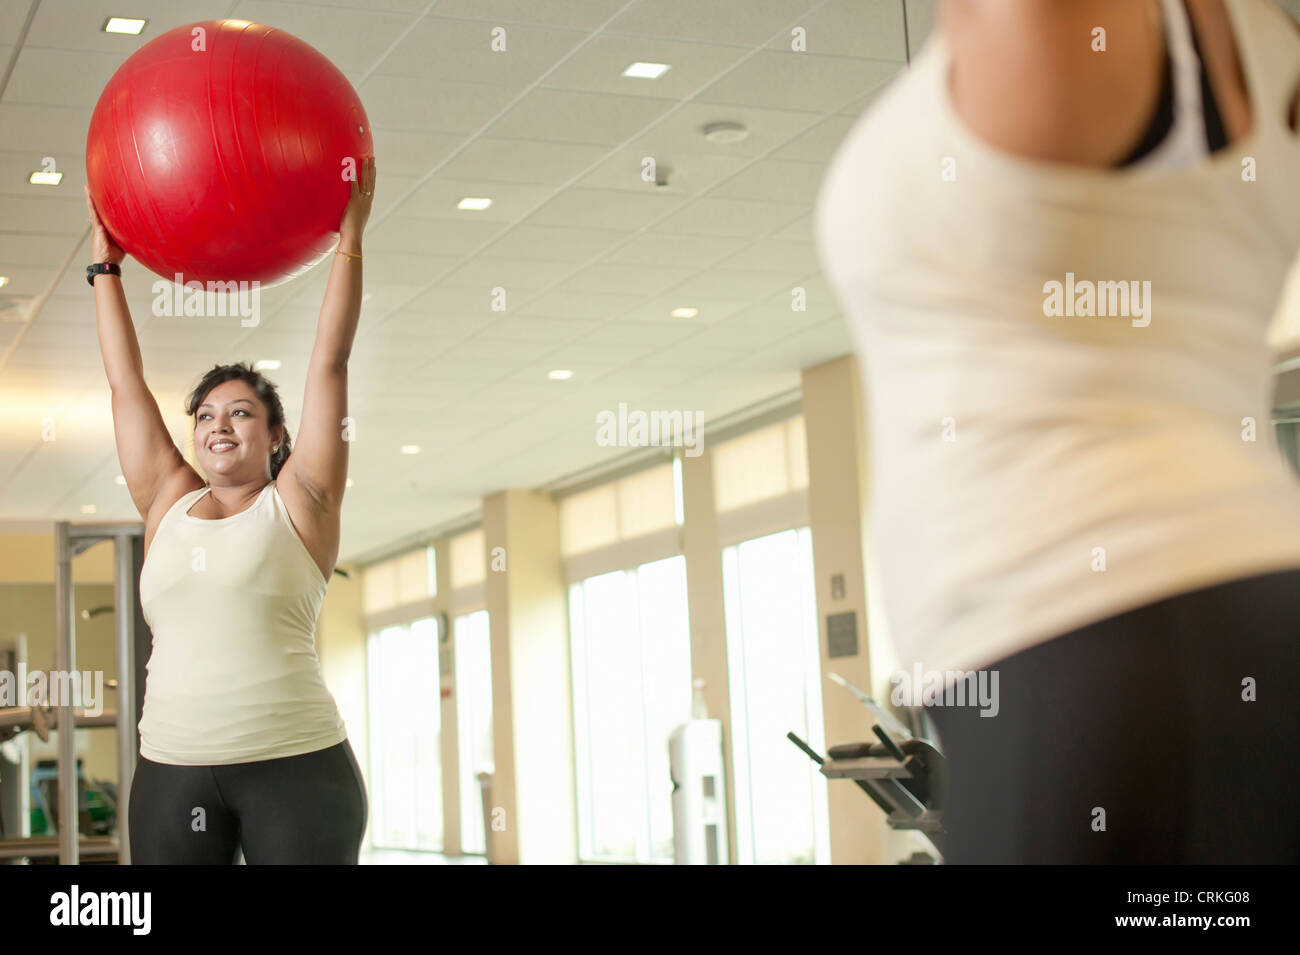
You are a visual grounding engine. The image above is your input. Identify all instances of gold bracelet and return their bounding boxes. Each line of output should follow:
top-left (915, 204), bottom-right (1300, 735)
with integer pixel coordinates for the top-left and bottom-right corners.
top-left (335, 248), bottom-right (362, 261)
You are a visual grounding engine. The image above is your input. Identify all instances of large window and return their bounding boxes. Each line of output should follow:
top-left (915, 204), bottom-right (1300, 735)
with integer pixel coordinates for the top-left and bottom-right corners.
top-left (366, 617), bottom-right (443, 850)
top-left (569, 555), bottom-right (692, 862)
top-left (362, 546), bottom-right (436, 613)
top-left (454, 609), bottom-right (493, 855)
top-left (711, 415), bottom-right (828, 865)
top-left (561, 461), bottom-right (690, 863)
top-left (723, 527), bottom-right (828, 865)
top-left (362, 546), bottom-right (441, 851)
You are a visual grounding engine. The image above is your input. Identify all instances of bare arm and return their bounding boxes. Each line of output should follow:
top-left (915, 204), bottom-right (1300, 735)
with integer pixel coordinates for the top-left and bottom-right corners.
top-left (941, 0), bottom-right (1165, 166)
top-left (280, 158), bottom-right (375, 506)
top-left (86, 187), bottom-right (198, 520)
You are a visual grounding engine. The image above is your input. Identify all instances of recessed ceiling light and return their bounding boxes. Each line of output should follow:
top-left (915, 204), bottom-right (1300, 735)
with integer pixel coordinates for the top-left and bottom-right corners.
top-left (671, 307), bottom-right (699, 319)
top-left (114, 475), bottom-right (126, 485)
top-left (702, 121), bottom-right (749, 144)
top-left (29, 171), bottom-right (62, 186)
top-left (548, 369), bottom-right (573, 380)
top-left (0, 277), bottom-right (8, 289)
top-left (622, 62), bottom-right (671, 79)
top-left (104, 17), bottom-right (147, 35)
top-left (400, 445), bottom-right (421, 455)
top-left (254, 359), bottom-right (281, 371)
top-left (457, 197), bottom-right (492, 211)
top-left (80, 504), bottom-right (97, 514)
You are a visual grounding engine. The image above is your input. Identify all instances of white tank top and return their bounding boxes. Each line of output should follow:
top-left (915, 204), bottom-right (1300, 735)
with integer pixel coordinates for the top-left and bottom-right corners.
top-left (815, 0), bottom-right (1300, 673)
top-left (137, 480), bottom-right (347, 765)
top-left (1130, 0), bottom-right (1214, 172)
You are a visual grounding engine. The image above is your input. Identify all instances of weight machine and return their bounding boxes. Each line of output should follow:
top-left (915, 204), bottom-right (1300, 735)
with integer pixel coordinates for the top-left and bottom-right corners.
top-left (789, 672), bottom-right (947, 859)
top-left (0, 521), bottom-right (150, 864)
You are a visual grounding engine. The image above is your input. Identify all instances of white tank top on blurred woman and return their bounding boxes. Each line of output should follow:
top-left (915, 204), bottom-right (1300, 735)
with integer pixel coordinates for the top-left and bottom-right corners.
top-left (815, 0), bottom-right (1300, 672)
top-left (138, 481), bottom-right (347, 765)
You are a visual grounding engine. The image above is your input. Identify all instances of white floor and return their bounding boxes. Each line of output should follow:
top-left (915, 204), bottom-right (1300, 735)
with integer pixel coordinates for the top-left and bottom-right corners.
top-left (361, 848), bottom-right (488, 865)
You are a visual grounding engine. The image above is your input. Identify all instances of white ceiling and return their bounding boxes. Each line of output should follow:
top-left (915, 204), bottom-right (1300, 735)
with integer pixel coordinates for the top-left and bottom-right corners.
top-left (1, 0), bottom-right (1296, 563)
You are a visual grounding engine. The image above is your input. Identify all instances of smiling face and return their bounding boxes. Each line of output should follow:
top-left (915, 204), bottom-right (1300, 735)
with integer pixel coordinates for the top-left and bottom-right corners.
top-left (194, 379), bottom-right (282, 482)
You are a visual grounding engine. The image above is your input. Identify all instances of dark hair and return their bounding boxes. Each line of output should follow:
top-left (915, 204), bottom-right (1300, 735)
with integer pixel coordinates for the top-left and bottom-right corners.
top-left (185, 362), bottom-right (292, 480)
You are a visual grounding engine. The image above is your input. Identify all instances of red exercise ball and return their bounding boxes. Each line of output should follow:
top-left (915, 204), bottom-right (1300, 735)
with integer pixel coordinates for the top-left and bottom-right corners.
top-left (86, 19), bottom-right (372, 289)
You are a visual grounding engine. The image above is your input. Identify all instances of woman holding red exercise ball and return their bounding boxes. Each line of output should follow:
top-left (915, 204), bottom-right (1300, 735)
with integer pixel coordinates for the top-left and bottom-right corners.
top-left (88, 157), bottom-right (377, 865)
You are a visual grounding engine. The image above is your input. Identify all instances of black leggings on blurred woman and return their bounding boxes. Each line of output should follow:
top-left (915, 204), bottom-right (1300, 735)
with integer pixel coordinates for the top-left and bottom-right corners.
top-left (926, 568), bottom-right (1300, 864)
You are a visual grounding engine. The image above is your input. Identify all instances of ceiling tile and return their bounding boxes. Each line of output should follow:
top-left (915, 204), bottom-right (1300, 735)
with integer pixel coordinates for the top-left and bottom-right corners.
top-left (22, 1), bottom-right (221, 53)
top-left (0, 265), bottom-right (60, 297)
top-left (516, 287), bottom-right (643, 320)
top-left (712, 239), bottom-right (820, 274)
top-left (436, 338), bottom-right (555, 363)
top-left (575, 145), bottom-right (751, 195)
top-left (430, 0), bottom-right (630, 30)
top-left (400, 177), bottom-right (556, 221)
top-left (0, 103), bottom-right (93, 157)
top-left (697, 51), bottom-right (902, 113)
top-left (479, 224), bottom-right (628, 264)
top-left (650, 196), bottom-right (806, 238)
top-left (523, 187), bottom-right (684, 232)
top-left (707, 158), bottom-right (826, 205)
top-left (634, 101), bottom-right (824, 158)
top-left (598, 232), bottom-right (747, 269)
top-left (555, 263), bottom-right (693, 297)
top-left (3, 47), bottom-right (127, 108)
top-left (436, 138), bottom-right (609, 186)
top-left (436, 257), bottom-right (577, 291)
top-left (378, 17), bottom-right (587, 89)
top-left (0, 233), bottom-right (76, 268)
top-left (906, 0), bottom-right (940, 59)
top-left (359, 75), bottom-right (518, 133)
top-left (484, 89), bottom-right (674, 145)
top-left (638, 344), bottom-right (751, 369)
top-left (618, 296), bottom-right (748, 324)
top-left (473, 315), bottom-right (601, 343)
top-left (762, 0), bottom-right (908, 61)
top-left (366, 216), bottom-right (508, 258)
top-left (370, 129), bottom-right (467, 178)
top-left (540, 35), bottom-right (750, 100)
top-left (605, 0), bottom-right (817, 46)
top-left (0, 150), bottom-right (82, 198)
top-left (768, 114), bottom-right (859, 162)
top-left (580, 319), bottom-right (703, 346)
top-left (228, 0), bottom-right (418, 74)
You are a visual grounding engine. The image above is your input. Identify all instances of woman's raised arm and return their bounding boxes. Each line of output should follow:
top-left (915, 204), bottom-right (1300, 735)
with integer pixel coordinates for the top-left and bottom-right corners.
top-left (87, 186), bottom-right (198, 521)
top-left (279, 157), bottom-right (375, 507)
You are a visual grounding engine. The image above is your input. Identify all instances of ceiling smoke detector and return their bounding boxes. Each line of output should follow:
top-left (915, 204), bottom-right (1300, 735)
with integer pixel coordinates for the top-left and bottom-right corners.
top-left (702, 122), bottom-right (749, 144)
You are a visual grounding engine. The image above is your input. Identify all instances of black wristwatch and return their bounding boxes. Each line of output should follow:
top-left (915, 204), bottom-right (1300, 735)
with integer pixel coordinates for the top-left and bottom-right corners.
top-left (87, 262), bottom-right (121, 286)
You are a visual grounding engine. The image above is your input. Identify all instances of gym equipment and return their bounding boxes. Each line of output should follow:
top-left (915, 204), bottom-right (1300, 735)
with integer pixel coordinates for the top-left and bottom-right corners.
top-left (0, 705), bottom-right (50, 743)
top-left (789, 672), bottom-right (946, 855)
top-left (669, 719), bottom-right (729, 864)
top-left (0, 705), bottom-right (115, 743)
top-left (85, 18), bottom-right (372, 287)
top-left (0, 521), bottom-right (148, 865)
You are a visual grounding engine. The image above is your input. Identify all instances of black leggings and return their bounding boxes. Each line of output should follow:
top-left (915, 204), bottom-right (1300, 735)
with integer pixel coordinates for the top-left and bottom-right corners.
top-left (128, 739), bottom-right (367, 864)
top-left (925, 569), bottom-right (1300, 864)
